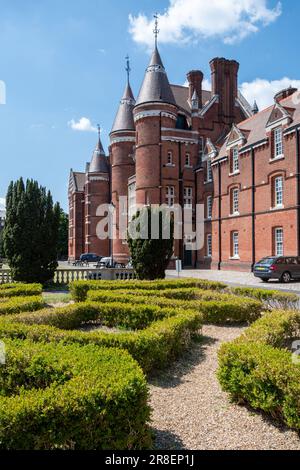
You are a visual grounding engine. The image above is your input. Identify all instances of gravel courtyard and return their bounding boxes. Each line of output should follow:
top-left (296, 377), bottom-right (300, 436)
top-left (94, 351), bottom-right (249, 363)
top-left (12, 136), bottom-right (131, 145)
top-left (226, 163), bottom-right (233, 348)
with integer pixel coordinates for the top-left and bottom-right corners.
top-left (149, 325), bottom-right (300, 450)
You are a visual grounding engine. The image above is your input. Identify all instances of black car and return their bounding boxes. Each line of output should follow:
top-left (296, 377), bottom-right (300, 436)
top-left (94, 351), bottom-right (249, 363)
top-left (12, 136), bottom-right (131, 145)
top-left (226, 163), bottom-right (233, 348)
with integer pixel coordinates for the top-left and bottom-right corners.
top-left (80, 253), bottom-right (102, 264)
top-left (253, 256), bottom-right (300, 283)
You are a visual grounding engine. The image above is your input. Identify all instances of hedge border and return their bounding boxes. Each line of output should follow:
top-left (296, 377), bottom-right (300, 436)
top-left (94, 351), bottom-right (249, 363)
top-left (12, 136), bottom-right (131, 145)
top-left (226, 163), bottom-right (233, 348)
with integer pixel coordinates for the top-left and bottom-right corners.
top-left (218, 309), bottom-right (300, 430)
top-left (0, 302), bottom-right (202, 373)
top-left (0, 338), bottom-right (151, 450)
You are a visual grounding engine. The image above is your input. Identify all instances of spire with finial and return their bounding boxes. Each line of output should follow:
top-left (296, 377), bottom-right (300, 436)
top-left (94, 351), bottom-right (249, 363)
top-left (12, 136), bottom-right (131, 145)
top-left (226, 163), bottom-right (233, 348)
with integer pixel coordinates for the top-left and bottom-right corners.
top-left (89, 124), bottom-right (108, 173)
top-left (110, 56), bottom-right (136, 134)
top-left (252, 100), bottom-right (259, 115)
top-left (153, 13), bottom-right (160, 48)
top-left (135, 13), bottom-right (175, 106)
top-left (125, 55), bottom-right (131, 85)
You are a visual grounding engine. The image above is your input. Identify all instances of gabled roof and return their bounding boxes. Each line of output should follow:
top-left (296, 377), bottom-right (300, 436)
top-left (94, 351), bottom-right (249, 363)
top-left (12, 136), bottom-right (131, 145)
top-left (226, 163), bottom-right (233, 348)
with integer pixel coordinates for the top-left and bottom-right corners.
top-left (170, 85), bottom-right (212, 114)
top-left (265, 101), bottom-right (294, 129)
top-left (216, 90), bottom-right (300, 160)
top-left (135, 46), bottom-right (176, 107)
top-left (111, 82), bottom-right (135, 134)
top-left (226, 123), bottom-right (247, 147)
top-left (69, 170), bottom-right (85, 193)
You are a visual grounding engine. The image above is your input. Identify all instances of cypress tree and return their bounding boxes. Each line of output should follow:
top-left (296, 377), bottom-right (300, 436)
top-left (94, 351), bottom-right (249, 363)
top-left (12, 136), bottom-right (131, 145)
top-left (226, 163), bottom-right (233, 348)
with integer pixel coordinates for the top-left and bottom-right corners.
top-left (3, 178), bottom-right (60, 283)
top-left (127, 206), bottom-right (174, 280)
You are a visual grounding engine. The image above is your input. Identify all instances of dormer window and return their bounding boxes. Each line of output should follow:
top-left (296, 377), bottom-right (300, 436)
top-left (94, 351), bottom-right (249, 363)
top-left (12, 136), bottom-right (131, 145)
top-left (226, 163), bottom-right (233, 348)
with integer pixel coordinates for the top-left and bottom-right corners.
top-left (274, 127), bottom-right (283, 159)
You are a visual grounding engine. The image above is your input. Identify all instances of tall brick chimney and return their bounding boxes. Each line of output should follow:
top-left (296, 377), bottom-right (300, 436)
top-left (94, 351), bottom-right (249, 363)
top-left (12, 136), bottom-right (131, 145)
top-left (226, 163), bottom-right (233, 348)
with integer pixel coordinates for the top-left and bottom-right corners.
top-left (187, 70), bottom-right (203, 108)
top-left (210, 58), bottom-right (239, 120)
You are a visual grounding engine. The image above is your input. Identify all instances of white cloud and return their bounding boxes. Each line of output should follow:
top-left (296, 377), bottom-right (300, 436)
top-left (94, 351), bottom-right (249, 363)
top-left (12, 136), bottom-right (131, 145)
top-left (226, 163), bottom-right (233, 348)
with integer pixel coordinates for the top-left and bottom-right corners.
top-left (68, 117), bottom-right (97, 133)
top-left (240, 78), bottom-right (300, 110)
top-left (0, 198), bottom-right (5, 212)
top-left (129, 0), bottom-right (282, 47)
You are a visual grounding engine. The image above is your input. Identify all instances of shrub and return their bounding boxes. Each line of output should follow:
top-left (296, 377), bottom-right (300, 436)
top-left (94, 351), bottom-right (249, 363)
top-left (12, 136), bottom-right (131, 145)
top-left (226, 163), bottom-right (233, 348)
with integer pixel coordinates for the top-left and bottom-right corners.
top-left (231, 286), bottom-right (298, 310)
top-left (70, 279), bottom-right (227, 302)
top-left (87, 290), bottom-right (263, 324)
top-left (0, 305), bottom-right (202, 373)
top-left (0, 338), bottom-right (151, 449)
top-left (218, 309), bottom-right (300, 430)
top-left (0, 296), bottom-right (46, 316)
top-left (0, 283), bottom-right (42, 298)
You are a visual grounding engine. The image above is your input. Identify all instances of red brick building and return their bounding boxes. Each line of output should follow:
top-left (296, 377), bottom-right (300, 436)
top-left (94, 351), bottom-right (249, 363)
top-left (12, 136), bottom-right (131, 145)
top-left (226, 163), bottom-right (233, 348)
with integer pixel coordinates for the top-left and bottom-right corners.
top-left (68, 42), bottom-right (300, 272)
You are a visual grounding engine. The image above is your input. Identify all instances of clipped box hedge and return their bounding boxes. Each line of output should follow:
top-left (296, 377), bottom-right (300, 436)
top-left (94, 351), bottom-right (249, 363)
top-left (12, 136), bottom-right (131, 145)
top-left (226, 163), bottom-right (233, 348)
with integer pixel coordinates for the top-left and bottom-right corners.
top-left (218, 309), bottom-right (300, 430)
top-left (0, 296), bottom-right (46, 316)
top-left (87, 290), bottom-right (263, 324)
top-left (70, 279), bottom-right (227, 302)
top-left (0, 302), bottom-right (202, 373)
top-left (0, 338), bottom-right (151, 450)
top-left (231, 286), bottom-right (298, 309)
top-left (0, 283), bottom-right (43, 299)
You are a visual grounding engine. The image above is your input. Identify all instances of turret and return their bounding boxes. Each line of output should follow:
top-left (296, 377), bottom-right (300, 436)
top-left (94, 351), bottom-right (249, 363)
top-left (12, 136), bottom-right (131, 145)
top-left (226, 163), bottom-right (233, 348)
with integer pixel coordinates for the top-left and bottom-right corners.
top-left (133, 18), bottom-right (177, 206)
top-left (110, 57), bottom-right (136, 263)
top-left (85, 127), bottom-right (110, 257)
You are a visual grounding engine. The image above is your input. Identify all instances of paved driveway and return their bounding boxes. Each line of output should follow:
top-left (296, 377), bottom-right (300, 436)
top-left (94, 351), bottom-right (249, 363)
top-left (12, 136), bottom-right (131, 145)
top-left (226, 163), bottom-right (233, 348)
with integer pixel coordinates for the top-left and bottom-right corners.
top-left (166, 269), bottom-right (300, 294)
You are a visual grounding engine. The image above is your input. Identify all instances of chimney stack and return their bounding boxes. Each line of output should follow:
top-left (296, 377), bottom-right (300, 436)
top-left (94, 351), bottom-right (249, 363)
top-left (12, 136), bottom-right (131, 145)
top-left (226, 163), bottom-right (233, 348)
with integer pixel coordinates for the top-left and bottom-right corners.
top-left (210, 58), bottom-right (239, 120)
top-left (187, 70), bottom-right (203, 109)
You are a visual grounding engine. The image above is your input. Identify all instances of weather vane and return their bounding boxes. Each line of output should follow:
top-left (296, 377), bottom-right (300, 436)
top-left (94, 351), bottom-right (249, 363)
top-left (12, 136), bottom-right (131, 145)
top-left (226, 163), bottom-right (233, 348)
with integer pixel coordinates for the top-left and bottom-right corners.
top-left (125, 55), bottom-right (131, 84)
top-left (153, 13), bottom-right (160, 47)
top-left (97, 124), bottom-right (101, 138)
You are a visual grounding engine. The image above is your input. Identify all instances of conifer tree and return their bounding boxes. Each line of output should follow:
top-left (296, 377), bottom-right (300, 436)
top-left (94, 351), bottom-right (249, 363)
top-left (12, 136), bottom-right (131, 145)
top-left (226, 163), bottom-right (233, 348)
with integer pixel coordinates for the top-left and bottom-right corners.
top-left (127, 206), bottom-right (174, 280)
top-left (3, 178), bottom-right (60, 283)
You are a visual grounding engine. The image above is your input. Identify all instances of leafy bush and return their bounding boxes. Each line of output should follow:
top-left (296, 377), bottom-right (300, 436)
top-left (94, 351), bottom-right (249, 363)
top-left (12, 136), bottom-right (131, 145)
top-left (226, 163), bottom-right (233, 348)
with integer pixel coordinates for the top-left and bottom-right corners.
top-left (0, 305), bottom-right (202, 373)
top-left (87, 290), bottom-right (263, 324)
top-left (0, 283), bottom-right (42, 298)
top-left (218, 309), bottom-right (300, 430)
top-left (0, 338), bottom-right (151, 449)
top-left (70, 279), bottom-right (227, 302)
top-left (231, 286), bottom-right (298, 309)
top-left (0, 296), bottom-right (46, 316)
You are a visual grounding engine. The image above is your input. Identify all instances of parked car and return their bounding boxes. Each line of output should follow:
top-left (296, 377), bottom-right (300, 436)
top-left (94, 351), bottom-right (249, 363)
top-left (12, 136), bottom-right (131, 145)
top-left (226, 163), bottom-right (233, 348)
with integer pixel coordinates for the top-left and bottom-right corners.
top-left (80, 253), bottom-right (102, 264)
top-left (253, 256), bottom-right (300, 283)
top-left (96, 257), bottom-right (125, 269)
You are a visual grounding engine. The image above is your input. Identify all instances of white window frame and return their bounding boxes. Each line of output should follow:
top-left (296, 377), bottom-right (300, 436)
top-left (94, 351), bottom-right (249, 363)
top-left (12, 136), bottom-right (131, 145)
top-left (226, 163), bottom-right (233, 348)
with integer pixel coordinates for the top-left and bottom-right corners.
top-left (207, 234), bottom-right (212, 258)
top-left (207, 195), bottom-right (212, 219)
top-left (207, 159), bottom-right (213, 182)
top-left (232, 147), bottom-right (239, 174)
top-left (185, 153), bottom-right (191, 167)
top-left (167, 151), bottom-right (174, 166)
top-left (274, 127), bottom-right (283, 159)
top-left (184, 187), bottom-right (193, 208)
top-left (166, 186), bottom-right (175, 207)
top-left (274, 176), bottom-right (283, 207)
top-left (231, 188), bottom-right (239, 215)
top-left (232, 232), bottom-right (239, 258)
top-left (275, 227), bottom-right (284, 256)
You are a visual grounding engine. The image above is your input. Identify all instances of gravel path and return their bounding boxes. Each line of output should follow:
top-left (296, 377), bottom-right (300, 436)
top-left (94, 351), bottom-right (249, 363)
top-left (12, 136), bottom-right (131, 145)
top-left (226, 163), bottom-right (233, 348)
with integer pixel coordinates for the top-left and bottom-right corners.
top-left (149, 325), bottom-right (300, 450)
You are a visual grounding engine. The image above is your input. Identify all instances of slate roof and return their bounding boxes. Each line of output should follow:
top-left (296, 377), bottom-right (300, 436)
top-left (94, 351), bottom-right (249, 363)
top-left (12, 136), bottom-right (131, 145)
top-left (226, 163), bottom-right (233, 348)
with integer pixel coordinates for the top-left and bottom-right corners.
top-left (216, 90), bottom-right (300, 159)
top-left (72, 172), bottom-right (85, 192)
top-left (111, 82), bottom-right (135, 134)
top-left (170, 85), bottom-right (212, 114)
top-left (135, 46), bottom-right (176, 106)
top-left (89, 136), bottom-right (109, 173)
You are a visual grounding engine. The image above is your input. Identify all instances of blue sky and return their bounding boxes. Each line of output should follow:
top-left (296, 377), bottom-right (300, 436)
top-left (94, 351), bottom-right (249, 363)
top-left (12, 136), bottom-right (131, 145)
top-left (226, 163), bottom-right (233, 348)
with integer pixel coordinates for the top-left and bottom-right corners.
top-left (0, 0), bottom-right (299, 210)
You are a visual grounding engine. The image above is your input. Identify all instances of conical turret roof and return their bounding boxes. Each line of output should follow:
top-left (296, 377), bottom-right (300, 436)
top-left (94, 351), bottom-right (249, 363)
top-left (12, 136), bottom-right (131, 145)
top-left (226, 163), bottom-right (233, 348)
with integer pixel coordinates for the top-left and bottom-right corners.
top-left (135, 46), bottom-right (176, 107)
top-left (89, 131), bottom-right (109, 173)
top-left (111, 82), bottom-right (135, 134)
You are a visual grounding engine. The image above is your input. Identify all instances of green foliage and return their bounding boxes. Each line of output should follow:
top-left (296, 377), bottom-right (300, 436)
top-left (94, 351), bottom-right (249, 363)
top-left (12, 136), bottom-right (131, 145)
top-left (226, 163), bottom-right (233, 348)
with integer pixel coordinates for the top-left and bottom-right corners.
top-left (57, 209), bottom-right (69, 260)
top-left (3, 178), bottom-right (61, 284)
top-left (0, 283), bottom-right (42, 298)
top-left (0, 339), bottom-right (151, 449)
top-left (70, 278), bottom-right (227, 302)
top-left (127, 207), bottom-right (174, 280)
top-left (0, 303), bottom-right (202, 373)
top-left (231, 286), bottom-right (298, 309)
top-left (218, 309), bottom-right (300, 430)
top-left (0, 296), bottom-right (46, 315)
top-left (87, 290), bottom-right (263, 324)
